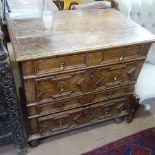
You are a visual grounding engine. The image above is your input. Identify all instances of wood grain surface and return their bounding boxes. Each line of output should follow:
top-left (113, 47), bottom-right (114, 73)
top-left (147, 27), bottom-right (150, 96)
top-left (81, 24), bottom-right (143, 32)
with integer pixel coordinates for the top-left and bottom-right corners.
top-left (7, 9), bottom-right (155, 62)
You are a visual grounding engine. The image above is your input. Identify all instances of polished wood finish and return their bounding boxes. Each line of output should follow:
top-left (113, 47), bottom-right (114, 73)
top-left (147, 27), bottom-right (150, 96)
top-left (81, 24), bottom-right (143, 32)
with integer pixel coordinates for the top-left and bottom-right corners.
top-left (27, 85), bottom-right (133, 118)
top-left (38, 97), bottom-right (128, 135)
top-left (7, 9), bottom-right (155, 144)
top-left (7, 9), bottom-right (155, 62)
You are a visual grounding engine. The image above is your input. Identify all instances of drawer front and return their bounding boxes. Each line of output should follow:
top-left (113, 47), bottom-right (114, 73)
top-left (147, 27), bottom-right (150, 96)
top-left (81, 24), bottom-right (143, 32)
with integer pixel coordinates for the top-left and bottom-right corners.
top-left (100, 45), bottom-right (148, 64)
top-left (34, 60), bottom-right (143, 101)
top-left (38, 98), bottom-right (128, 135)
top-left (92, 85), bottom-right (133, 104)
top-left (96, 60), bottom-right (144, 88)
top-left (28, 85), bottom-right (133, 117)
top-left (35, 70), bottom-right (86, 101)
top-left (23, 44), bottom-right (150, 77)
top-left (31, 96), bottom-right (82, 117)
top-left (34, 54), bottom-right (87, 75)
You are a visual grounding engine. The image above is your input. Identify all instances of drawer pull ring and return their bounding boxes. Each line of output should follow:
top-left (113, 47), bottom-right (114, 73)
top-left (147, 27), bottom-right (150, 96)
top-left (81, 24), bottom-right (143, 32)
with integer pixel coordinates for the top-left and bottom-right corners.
top-left (60, 61), bottom-right (65, 71)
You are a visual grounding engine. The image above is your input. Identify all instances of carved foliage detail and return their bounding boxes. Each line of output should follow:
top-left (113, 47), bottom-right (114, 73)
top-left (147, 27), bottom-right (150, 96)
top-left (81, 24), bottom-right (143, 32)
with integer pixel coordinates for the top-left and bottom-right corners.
top-left (0, 48), bottom-right (26, 147)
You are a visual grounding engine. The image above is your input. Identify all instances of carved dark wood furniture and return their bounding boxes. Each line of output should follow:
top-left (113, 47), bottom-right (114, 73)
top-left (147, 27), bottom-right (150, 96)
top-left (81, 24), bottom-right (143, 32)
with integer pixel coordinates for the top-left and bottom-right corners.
top-left (7, 9), bottom-right (155, 146)
top-left (0, 30), bottom-right (26, 153)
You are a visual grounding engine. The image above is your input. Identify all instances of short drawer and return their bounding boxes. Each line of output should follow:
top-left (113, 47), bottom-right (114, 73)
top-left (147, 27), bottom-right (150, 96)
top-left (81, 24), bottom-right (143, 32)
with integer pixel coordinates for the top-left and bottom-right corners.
top-left (99, 45), bottom-right (149, 64)
top-left (28, 96), bottom-right (82, 117)
top-left (96, 60), bottom-right (144, 88)
top-left (38, 97), bottom-right (81, 116)
top-left (34, 54), bottom-right (87, 75)
top-left (38, 97), bottom-right (128, 135)
top-left (92, 85), bottom-right (133, 103)
top-left (28, 85), bottom-right (133, 117)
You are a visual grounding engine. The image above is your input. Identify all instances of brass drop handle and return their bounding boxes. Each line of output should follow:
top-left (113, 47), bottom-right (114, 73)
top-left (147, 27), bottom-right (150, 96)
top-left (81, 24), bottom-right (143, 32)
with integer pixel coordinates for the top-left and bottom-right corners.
top-left (107, 91), bottom-right (113, 99)
top-left (57, 119), bottom-right (65, 127)
top-left (119, 52), bottom-right (125, 61)
top-left (104, 107), bottom-right (110, 114)
top-left (113, 74), bottom-right (118, 81)
top-left (108, 94), bottom-right (112, 99)
top-left (119, 55), bottom-right (124, 61)
top-left (60, 61), bottom-right (65, 71)
top-left (60, 84), bottom-right (65, 92)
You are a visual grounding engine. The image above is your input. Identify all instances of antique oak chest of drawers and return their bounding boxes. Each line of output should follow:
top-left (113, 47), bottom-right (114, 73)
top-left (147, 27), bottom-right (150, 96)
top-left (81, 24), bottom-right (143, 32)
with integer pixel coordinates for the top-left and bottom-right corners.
top-left (7, 9), bottom-right (155, 145)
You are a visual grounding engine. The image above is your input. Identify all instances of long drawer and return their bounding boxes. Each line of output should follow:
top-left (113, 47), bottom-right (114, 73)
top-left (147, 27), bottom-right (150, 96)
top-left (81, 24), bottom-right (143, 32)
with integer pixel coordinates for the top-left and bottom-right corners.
top-left (32, 60), bottom-right (143, 102)
top-left (27, 85), bottom-right (134, 117)
top-left (22, 44), bottom-right (150, 77)
top-left (38, 97), bottom-right (129, 135)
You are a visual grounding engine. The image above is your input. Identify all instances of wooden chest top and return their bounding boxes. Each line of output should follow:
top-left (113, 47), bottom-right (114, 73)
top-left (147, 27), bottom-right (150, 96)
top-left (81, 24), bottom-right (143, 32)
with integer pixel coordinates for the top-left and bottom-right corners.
top-left (7, 9), bottom-right (155, 62)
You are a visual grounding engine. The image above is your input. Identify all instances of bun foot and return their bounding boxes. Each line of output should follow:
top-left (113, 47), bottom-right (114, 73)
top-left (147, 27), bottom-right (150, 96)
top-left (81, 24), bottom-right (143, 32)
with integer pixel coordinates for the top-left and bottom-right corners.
top-left (28, 140), bottom-right (40, 147)
top-left (127, 116), bottom-right (133, 123)
top-left (113, 117), bottom-right (125, 124)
